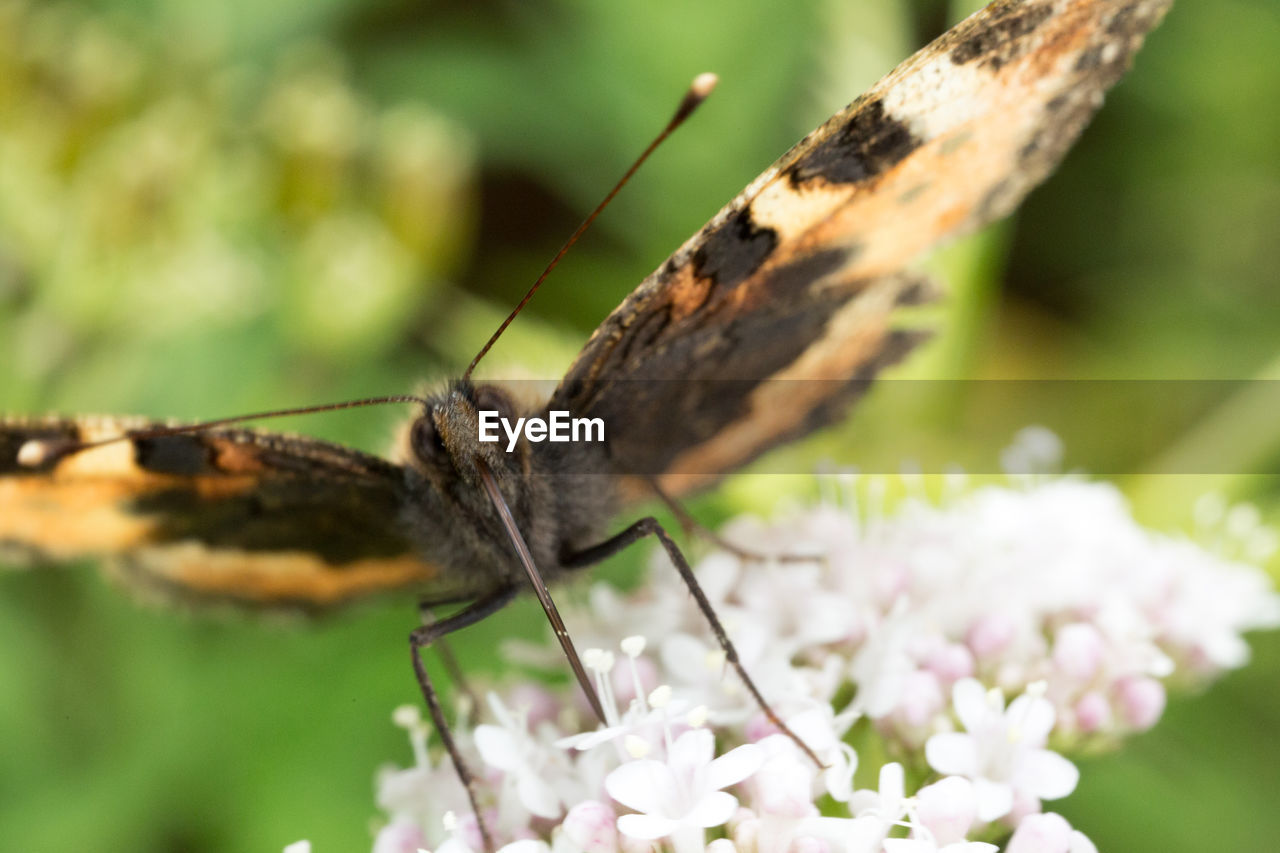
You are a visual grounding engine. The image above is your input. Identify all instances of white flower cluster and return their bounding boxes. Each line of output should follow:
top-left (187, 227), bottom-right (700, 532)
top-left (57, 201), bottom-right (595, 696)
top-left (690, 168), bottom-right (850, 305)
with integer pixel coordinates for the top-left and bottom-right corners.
top-left (299, 439), bottom-right (1280, 853)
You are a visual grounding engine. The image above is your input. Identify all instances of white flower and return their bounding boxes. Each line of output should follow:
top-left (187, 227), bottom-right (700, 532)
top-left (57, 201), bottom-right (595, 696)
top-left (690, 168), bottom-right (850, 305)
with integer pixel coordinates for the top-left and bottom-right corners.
top-left (605, 728), bottom-right (762, 845)
top-left (283, 842), bottom-right (311, 853)
top-left (747, 734), bottom-right (819, 819)
top-left (782, 705), bottom-right (859, 802)
top-left (475, 694), bottom-right (566, 820)
top-left (925, 680), bottom-right (1078, 821)
top-left (349, 457), bottom-right (1278, 853)
top-left (847, 762), bottom-right (908, 839)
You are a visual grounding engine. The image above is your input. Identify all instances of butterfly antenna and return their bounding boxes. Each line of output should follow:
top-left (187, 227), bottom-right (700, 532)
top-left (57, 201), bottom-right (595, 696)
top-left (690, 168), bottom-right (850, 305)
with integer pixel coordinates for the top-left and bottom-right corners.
top-left (463, 72), bottom-right (719, 381)
top-left (16, 394), bottom-right (432, 468)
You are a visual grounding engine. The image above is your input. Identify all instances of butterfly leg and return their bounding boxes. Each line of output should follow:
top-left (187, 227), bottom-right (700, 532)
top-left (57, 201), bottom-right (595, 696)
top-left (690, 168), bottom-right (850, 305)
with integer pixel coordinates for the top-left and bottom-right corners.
top-left (409, 585), bottom-right (518, 853)
top-left (561, 517), bottom-right (824, 767)
top-left (646, 476), bottom-right (822, 565)
top-left (418, 602), bottom-right (482, 720)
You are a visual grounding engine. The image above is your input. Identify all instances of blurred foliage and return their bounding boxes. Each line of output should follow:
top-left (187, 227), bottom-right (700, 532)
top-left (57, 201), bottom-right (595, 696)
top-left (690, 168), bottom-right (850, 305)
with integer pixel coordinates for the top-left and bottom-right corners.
top-left (1, 0), bottom-right (1278, 850)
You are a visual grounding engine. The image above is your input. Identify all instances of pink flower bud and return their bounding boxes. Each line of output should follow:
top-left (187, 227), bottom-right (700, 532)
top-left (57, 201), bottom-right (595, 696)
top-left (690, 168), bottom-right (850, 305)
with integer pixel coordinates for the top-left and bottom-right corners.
top-left (1006, 812), bottom-right (1073, 853)
top-left (967, 613), bottom-right (1016, 658)
top-left (561, 801), bottom-right (618, 853)
top-left (1052, 623), bottom-right (1104, 681)
top-left (507, 683), bottom-right (561, 730)
top-left (790, 837), bottom-right (831, 853)
top-left (456, 811), bottom-right (490, 852)
top-left (1073, 691), bottom-right (1112, 733)
top-left (1115, 676), bottom-right (1166, 731)
top-left (372, 818), bottom-right (425, 853)
top-left (744, 711), bottom-right (782, 743)
top-left (914, 776), bottom-right (976, 845)
top-left (1006, 789), bottom-right (1043, 825)
top-left (611, 655), bottom-right (659, 706)
top-left (732, 814), bottom-right (761, 853)
top-left (896, 669), bottom-right (944, 728)
top-left (925, 642), bottom-right (975, 682)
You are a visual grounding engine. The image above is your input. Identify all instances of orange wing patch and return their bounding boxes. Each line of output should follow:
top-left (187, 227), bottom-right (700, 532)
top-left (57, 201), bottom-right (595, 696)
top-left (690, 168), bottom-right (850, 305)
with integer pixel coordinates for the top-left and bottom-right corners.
top-left (1, 416), bottom-right (453, 610)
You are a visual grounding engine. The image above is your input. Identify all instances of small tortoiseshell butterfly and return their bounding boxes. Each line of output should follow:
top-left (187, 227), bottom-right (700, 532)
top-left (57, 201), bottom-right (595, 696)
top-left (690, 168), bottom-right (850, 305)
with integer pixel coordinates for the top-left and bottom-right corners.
top-left (1, 0), bottom-right (1171, 840)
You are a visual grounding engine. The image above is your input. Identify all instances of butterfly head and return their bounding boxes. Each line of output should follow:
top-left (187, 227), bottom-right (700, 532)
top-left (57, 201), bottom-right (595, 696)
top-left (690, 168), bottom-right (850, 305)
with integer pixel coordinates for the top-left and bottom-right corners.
top-left (407, 381), bottom-right (525, 490)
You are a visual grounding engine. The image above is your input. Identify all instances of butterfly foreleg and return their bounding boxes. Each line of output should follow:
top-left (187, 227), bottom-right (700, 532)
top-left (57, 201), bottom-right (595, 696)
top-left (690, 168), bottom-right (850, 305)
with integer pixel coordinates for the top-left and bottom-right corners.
top-left (561, 517), bottom-right (824, 767)
top-left (409, 585), bottom-right (518, 853)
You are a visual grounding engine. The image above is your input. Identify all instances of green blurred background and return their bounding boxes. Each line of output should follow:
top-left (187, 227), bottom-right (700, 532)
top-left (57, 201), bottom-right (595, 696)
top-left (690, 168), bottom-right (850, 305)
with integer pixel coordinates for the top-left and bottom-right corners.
top-left (2, 0), bottom-right (1278, 849)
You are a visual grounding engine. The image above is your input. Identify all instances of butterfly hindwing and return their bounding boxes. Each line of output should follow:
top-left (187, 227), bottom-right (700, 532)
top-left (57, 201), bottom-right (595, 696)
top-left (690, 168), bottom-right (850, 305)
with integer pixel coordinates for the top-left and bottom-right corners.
top-left (551, 0), bottom-right (1171, 496)
top-left (0, 416), bottom-right (453, 610)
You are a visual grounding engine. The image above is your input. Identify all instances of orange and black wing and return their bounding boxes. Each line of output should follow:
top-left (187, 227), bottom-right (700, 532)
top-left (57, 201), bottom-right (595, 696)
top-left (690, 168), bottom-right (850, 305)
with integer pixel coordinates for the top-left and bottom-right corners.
top-left (551, 0), bottom-right (1171, 495)
top-left (0, 416), bottom-right (458, 611)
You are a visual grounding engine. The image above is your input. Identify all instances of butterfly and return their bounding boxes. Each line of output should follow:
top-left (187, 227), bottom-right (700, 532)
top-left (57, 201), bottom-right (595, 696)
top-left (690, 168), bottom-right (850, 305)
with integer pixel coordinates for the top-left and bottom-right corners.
top-left (1, 0), bottom-right (1171, 845)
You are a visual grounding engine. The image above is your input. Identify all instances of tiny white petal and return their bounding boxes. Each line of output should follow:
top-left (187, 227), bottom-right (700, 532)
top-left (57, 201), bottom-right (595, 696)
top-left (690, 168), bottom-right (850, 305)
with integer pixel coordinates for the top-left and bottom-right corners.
top-left (517, 771), bottom-right (562, 819)
top-left (878, 762), bottom-right (905, 804)
top-left (1008, 695), bottom-right (1055, 745)
top-left (283, 842), bottom-right (311, 853)
top-left (951, 679), bottom-right (990, 732)
top-left (498, 841), bottom-right (551, 853)
top-left (669, 728), bottom-right (716, 768)
top-left (1017, 749), bottom-right (1080, 800)
top-left (1069, 830), bottom-right (1099, 853)
top-left (605, 760), bottom-right (673, 814)
top-left (973, 777), bottom-right (1013, 822)
top-left (617, 813), bottom-right (680, 841)
top-left (706, 743), bottom-right (764, 790)
top-left (925, 732), bottom-right (978, 776)
top-left (685, 790), bottom-right (739, 828)
top-left (473, 725), bottom-right (518, 771)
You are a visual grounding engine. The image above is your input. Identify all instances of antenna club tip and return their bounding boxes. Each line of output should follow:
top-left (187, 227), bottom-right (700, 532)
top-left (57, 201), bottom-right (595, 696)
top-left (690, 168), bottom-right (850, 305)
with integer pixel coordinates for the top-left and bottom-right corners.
top-left (690, 72), bottom-right (719, 97)
top-left (672, 72), bottom-right (719, 125)
top-left (17, 439), bottom-right (59, 467)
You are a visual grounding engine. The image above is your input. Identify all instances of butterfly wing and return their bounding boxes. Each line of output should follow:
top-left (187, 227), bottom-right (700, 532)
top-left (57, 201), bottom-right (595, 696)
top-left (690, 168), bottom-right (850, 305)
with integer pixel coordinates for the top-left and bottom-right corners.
top-left (551, 0), bottom-right (1171, 495)
top-left (0, 416), bottom-right (464, 611)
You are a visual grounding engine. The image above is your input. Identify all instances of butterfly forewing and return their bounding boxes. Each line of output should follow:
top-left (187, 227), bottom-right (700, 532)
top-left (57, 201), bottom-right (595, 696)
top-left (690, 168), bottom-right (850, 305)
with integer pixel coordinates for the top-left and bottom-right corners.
top-left (552, 0), bottom-right (1172, 497)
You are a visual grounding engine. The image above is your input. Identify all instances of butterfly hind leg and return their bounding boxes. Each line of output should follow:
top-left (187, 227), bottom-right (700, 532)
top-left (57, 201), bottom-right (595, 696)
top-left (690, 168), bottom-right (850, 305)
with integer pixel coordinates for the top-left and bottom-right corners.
top-left (562, 517), bottom-right (824, 767)
top-left (646, 476), bottom-right (824, 566)
top-left (409, 585), bottom-right (518, 853)
top-left (418, 599), bottom-right (483, 716)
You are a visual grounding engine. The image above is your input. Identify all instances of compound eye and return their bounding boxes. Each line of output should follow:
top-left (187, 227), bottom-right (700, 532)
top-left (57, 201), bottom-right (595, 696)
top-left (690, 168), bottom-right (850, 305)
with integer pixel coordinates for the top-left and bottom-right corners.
top-left (410, 414), bottom-right (448, 464)
top-left (473, 386), bottom-right (515, 424)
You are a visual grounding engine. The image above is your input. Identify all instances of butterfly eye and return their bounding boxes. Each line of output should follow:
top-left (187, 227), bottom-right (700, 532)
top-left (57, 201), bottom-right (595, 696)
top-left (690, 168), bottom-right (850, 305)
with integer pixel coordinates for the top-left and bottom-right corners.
top-left (473, 386), bottom-right (516, 424)
top-left (410, 415), bottom-right (448, 464)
